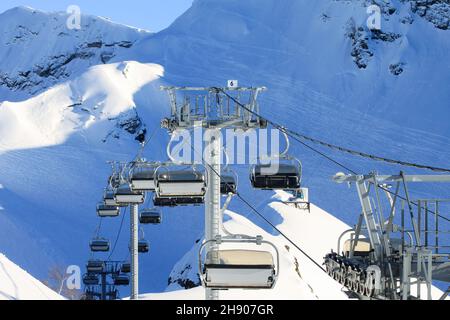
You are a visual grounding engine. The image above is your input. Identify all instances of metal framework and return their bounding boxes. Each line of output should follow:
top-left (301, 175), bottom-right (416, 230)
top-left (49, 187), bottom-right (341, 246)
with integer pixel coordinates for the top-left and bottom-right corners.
top-left (83, 261), bottom-right (129, 300)
top-left (329, 172), bottom-right (450, 300)
top-left (161, 85), bottom-right (268, 300)
top-left (160, 86), bottom-right (267, 132)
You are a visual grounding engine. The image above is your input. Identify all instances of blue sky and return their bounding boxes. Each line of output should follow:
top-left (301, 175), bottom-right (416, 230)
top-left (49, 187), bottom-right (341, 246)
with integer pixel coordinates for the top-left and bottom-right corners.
top-left (0, 0), bottom-right (193, 32)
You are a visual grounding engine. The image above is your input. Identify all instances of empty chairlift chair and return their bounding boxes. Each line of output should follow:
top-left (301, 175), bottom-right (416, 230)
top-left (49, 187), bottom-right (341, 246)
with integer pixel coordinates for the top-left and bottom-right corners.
top-left (120, 263), bottom-right (131, 274)
top-left (90, 238), bottom-right (110, 252)
top-left (83, 274), bottom-right (99, 286)
top-left (250, 161), bottom-right (301, 190)
top-left (96, 202), bottom-right (120, 218)
top-left (138, 240), bottom-right (150, 253)
top-left (139, 209), bottom-right (162, 225)
top-left (114, 184), bottom-right (145, 205)
top-left (86, 260), bottom-right (105, 274)
top-left (113, 274), bottom-right (130, 286)
top-left (104, 190), bottom-right (127, 207)
top-left (199, 237), bottom-right (279, 290)
top-left (154, 166), bottom-right (207, 206)
top-left (130, 162), bottom-right (158, 192)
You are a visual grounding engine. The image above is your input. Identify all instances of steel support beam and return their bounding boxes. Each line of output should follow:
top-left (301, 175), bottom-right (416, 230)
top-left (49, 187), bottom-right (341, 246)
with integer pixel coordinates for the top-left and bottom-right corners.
top-left (204, 129), bottom-right (221, 301)
top-left (130, 204), bottom-right (139, 300)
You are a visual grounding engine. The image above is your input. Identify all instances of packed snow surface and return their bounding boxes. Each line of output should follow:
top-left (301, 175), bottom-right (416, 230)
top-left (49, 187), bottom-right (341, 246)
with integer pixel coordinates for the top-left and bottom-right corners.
top-left (0, 253), bottom-right (63, 300)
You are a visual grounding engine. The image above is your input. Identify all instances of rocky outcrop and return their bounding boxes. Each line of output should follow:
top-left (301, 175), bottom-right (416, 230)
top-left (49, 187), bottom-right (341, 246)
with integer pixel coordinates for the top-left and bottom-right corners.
top-left (409, 0), bottom-right (450, 30)
top-left (0, 41), bottom-right (135, 93)
top-left (102, 109), bottom-right (147, 143)
top-left (167, 264), bottom-right (201, 290)
top-left (389, 62), bottom-right (406, 75)
top-left (347, 20), bottom-right (374, 69)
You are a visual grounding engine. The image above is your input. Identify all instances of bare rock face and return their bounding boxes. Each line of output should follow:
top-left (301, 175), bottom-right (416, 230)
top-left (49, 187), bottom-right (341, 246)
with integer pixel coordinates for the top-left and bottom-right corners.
top-left (167, 264), bottom-right (202, 290)
top-left (0, 7), bottom-right (148, 94)
top-left (389, 62), bottom-right (406, 75)
top-left (370, 29), bottom-right (402, 42)
top-left (347, 21), bottom-right (374, 69)
top-left (409, 0), bottom-right (450, 30)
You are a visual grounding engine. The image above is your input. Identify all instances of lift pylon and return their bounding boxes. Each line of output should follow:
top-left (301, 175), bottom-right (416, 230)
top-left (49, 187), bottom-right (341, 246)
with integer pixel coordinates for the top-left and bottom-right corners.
top-left (160, 84), bottom-right (268, 300)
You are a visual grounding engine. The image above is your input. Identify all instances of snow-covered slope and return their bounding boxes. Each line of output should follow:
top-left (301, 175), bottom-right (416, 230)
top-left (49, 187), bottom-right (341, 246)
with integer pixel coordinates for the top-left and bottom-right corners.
top-left (0, 6), bottom-right (149, 99)
top-left (0, 253), bottom-right (63, 300)
top-left (127, 0), bottom-right (450, 222)
top-left (0, 0), bottom-right (449, 299)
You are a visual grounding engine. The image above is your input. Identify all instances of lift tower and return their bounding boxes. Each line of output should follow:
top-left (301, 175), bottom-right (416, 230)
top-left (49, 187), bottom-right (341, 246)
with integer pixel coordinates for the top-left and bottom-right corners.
top-left (161, 84), bottom-right (267, 300)
top-left (327, 172), bottom-right (450, 300)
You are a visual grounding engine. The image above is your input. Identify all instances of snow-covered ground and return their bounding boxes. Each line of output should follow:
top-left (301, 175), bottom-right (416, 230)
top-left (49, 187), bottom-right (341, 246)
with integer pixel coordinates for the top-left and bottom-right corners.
top-left (0, 0), bottom-right (449, 299)
top-left (0, 253), bottom-right (63, 300)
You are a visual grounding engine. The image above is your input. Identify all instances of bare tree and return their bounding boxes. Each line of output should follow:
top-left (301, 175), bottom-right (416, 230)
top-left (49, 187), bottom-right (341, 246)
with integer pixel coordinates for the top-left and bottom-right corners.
top-left (43, 265), bottom-right (82, 300)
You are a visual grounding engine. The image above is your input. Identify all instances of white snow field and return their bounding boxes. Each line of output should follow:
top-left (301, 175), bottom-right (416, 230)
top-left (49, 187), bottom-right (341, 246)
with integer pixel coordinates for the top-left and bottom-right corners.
top-left (0, 1), bottom-right (449, 299)
top-left (0, 253), bottom-right (63, 300)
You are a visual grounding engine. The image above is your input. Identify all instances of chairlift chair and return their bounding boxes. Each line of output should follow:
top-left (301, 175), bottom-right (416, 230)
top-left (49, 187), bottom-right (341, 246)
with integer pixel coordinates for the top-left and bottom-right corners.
top-left (104, 190), bottom-right (127, 207)
top-left (83, 273), bottom-right (99, 286)
top-left (114, 184), bottom-right (145, 205)
top-left (156, 166), bottom-right (207, 197)
top-left (250, 129), bottom-right (302, 191)
top-left (138, 240), bottom-right (150, 253)
top-left (153, 194), bottom-right (204, 207)
top-left (113, 274), bottom-right (130, 286)
top-left (139, 209), bottom-right (162, 224)
top-left (90, 238), bottom-right (110, 252)
top-left (199, 236), bottom-right (279, 290)
top-left (250, 161), bottom-right (301, 191)
top-left (130, 162), bottom-right (158, 192)
top-left (120, 263), bottom-right (131, 274)
top-left (154, 165), bottom-right (207, 206)
top-left (96, 203), bottom-right (120, 218)
top-left (86, 260), bottom-right (105, 273)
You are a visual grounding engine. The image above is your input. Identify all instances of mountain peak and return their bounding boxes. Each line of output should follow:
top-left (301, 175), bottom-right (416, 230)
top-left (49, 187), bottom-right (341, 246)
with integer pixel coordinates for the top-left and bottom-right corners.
top-left (0, 6), bottom-right (150, 97)
top-left (0, 5), bottom-right (42, 17)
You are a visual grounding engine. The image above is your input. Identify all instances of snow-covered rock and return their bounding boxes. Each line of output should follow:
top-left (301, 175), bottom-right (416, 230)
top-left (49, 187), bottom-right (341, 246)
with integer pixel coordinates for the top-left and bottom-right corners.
top-left (0, 6), bottom-right (149, 97)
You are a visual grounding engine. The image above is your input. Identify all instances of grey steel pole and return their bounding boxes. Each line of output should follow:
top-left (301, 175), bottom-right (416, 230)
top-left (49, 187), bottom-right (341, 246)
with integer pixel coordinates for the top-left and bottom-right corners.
top-left (130, 204), bottom-right (139, 300)
top-left (205, 129), bottom-right (221, 301)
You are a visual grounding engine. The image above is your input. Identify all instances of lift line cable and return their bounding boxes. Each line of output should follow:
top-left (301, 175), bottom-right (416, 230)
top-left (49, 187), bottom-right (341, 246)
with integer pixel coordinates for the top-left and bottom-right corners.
top-left (185, 139), bottom-right (327, 274)
top-left (107, 206), bottom-right (127, 262)
top-left (134, 125), bottom-right (161, 162)
top-left (234, 191), bottom-right (327, 273)
top-left (93, 217), bottom-right (103, 238)
top-left (214, 87), bottom-right (450, 174)
top-left (215, 88), bottom-right (450, 223)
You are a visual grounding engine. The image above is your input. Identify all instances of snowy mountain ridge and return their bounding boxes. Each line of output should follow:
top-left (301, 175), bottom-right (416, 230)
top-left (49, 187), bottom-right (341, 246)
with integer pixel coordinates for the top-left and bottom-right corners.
top-left (0, 6), bottom-right (149, 99)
